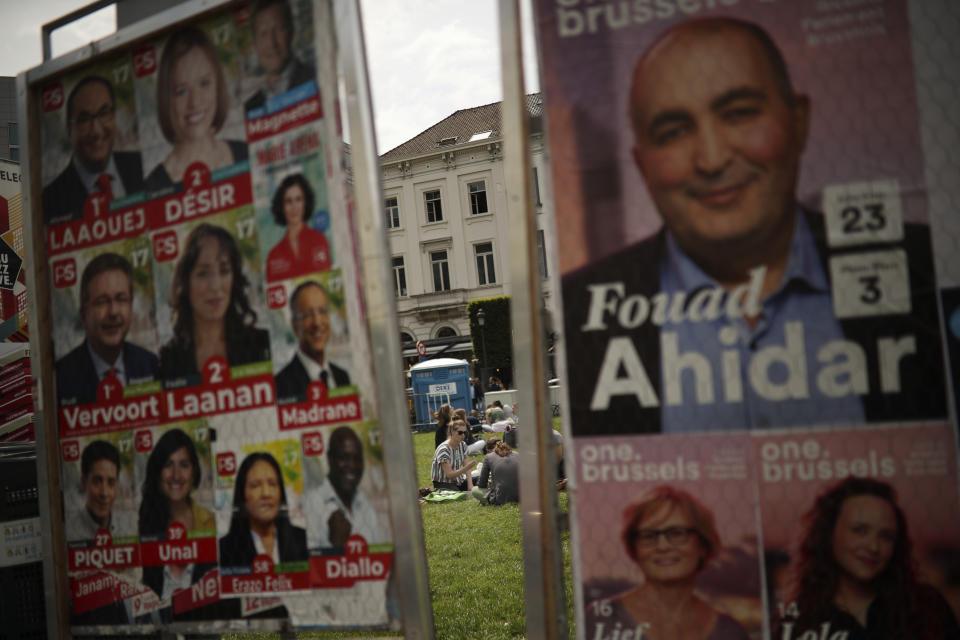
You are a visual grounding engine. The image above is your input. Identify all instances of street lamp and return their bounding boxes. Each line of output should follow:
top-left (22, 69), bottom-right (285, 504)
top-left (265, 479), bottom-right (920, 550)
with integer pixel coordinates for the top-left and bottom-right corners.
top-left (477, 309), bottom-right (488, 391)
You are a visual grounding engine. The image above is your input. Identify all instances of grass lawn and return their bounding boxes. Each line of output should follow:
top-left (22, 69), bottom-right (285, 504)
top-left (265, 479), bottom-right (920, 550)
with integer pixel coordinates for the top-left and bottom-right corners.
top-left (414, 428), bottom-right (575, 640)
top-left (231, 425), bottom-right (575, 639)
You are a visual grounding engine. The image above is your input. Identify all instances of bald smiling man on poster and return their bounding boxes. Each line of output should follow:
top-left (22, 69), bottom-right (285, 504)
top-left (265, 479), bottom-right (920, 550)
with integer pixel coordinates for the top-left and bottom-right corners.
top-left (562, 17), bottom-right (945, 435)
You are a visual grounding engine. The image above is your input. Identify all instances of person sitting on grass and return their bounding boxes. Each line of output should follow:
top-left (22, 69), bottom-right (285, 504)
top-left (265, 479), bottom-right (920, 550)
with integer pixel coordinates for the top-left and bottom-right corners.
top-left (483, 407), bottom-right (513, 433)
top-left (472, 440), bottom-right (520, 506)
top-left (433, 403), bottom-right (455, 450)
top-left (431, 419), bottom-right (477, 491)
top-left (455, 408), bottom-right (487, 454)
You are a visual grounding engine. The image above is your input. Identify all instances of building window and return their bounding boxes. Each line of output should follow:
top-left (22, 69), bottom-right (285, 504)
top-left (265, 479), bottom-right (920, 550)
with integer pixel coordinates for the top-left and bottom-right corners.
top-left (536, 229), bottom-right (549, 279)
top-left (8, 123), bottom-right (17, 146)
top-left (9, 147), bottom-right (18, 162)
top-left (392, 256), bottom-right (407, 297)
top-left (475, 242), bottom-right (496, 285)
top-left (385, 196), bottom-right (400, 229)
top-left (431, 250), bottom-right (451, 291)
top-left (436, 327), bottom-right (457, 338)
top-left (532, 167), bottom-right (542, 207)
top-left (400, 332), bottom-right (415, 345)
top-left (468, 181), bottom-right (488, 215)
top-left (424, 190), bottom-right (443, 223)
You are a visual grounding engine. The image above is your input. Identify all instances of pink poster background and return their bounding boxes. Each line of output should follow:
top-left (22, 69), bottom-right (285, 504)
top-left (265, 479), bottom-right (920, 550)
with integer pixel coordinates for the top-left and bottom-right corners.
top-left (535, 0), bottom-right (925, 273)
top-left (757, 422), bottom-right (960, 621)
top-left (574, 433), bottom-right (763, 633)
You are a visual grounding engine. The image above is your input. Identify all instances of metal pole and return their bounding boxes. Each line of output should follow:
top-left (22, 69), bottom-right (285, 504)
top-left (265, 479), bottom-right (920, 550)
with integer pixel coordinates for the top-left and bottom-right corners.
top-left (335, 0), bottom-right (434, 637)
top-left (498, 0), bottom-right (568, 638)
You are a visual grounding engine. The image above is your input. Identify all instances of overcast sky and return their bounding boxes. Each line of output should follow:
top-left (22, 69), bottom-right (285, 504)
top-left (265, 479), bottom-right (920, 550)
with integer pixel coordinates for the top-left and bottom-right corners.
top-left (0, 0), bottom-right (539, 153)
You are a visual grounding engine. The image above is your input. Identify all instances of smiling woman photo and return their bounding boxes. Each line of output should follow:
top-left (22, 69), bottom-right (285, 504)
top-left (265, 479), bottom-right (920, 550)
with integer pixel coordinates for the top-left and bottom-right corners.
top-left (785, 477), bottom-right (960, 639)
top-left (586, 485), bottom-right (748, 640)
top-left (265, 173), bottom-right (331, 282)
top-left (218, 452), bottom-right (307, 569)
top-left (159, 224), bottom-right (269, 380)
top-left (146, 26), bottom-right (247, 192)
top-left (139, 428), bottom-right (215, 602)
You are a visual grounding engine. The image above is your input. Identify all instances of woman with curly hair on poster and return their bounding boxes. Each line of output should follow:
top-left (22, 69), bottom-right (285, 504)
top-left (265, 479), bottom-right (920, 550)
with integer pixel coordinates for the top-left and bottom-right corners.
top-left (783, 477), bottom-right (960, 639)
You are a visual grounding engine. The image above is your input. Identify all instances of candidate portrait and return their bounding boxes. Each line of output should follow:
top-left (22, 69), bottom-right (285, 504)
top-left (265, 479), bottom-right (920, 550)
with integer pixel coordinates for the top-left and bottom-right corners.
top-left (55, 253), bottom-right (159, 406)
top-left (43, 75), bottom-right (145, 225)
top-left (244, 0), bottom-right (317, 114)
top-left (562, 17), bottom-right (945, 435)
top-left (275, 280), bottom-right (350, 403)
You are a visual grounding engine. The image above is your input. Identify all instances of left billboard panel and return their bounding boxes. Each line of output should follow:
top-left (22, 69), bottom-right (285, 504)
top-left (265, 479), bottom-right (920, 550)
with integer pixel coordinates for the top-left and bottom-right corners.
top-left (29, 0), bottom-right (399, 631)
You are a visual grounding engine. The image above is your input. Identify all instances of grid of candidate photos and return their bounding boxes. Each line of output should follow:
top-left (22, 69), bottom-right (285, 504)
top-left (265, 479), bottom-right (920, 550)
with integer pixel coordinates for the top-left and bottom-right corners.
top-left (40, 0), bottom-right (392, 626)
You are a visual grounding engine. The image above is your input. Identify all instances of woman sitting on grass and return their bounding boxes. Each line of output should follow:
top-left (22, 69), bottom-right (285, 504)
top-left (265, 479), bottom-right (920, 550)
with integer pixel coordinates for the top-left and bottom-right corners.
top-left (433, 403), bottom-right (455, 450)
top-left (472, 440), bottom-right (519, 506)
top-left (431, 419), bottom-right (477, 491)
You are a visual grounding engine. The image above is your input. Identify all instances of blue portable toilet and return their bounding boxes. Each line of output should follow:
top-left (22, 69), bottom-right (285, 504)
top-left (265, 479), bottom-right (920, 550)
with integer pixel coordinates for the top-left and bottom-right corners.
top-left (409, 358), bottom-right (471, 431)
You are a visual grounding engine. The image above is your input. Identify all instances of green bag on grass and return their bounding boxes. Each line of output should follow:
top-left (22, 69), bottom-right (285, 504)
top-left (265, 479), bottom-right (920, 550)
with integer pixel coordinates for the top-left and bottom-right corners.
top-left (423, 490), bottom-right (468, 502)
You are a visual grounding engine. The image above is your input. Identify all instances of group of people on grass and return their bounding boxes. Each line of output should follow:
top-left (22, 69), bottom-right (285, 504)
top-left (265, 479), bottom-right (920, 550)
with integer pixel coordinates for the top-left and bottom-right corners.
top-left (428, 401), bottom-right (566, 505)
top-left (429, 402), bottom-right (521, 505)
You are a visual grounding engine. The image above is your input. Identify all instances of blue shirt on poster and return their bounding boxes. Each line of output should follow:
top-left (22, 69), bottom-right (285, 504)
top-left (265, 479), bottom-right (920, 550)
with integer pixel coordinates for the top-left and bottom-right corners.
top-left (659, 211), bottom-right (865, 432)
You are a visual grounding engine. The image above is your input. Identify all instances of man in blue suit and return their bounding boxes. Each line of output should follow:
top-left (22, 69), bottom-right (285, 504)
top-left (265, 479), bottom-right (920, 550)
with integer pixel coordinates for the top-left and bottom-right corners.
top-left (55, 253), bottom-right (158, 406)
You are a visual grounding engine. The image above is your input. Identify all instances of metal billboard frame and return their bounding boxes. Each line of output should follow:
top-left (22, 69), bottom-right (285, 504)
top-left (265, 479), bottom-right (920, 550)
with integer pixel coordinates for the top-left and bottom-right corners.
top-left (18, 0), bottom-right (432, 637)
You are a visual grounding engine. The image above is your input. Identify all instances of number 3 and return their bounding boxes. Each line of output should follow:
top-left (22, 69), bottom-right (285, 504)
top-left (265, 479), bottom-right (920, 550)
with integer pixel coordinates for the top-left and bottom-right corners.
top-left (859, 275), bottom-right (881, 304)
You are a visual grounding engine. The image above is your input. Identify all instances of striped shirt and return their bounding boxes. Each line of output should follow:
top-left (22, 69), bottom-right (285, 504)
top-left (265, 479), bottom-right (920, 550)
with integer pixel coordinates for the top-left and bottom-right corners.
top-left (431, 441), bottom-right (468, 483)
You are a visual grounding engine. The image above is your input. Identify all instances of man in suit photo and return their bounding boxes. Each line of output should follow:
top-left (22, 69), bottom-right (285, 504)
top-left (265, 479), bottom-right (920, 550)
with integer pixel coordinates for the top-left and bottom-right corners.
top-left (55, 253), bottom-right (159, 406)
top-left (42, 75), bottom-right (144, 225)
top-left (562, 17), bottom-right (945, 434)
top-left (244, 0), bottom-right (317, 114)
top-left (275, 280), bottom-right (351, 403)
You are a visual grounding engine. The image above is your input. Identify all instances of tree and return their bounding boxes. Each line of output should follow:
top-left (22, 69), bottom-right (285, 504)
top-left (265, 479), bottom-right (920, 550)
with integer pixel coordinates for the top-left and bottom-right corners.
top-left (468, 296), bottom-right (512, 388)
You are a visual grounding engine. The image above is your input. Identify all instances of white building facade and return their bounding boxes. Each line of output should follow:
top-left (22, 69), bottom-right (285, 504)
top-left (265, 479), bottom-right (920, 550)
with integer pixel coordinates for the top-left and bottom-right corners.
top-left (379, 95), bottom-right (555, 368)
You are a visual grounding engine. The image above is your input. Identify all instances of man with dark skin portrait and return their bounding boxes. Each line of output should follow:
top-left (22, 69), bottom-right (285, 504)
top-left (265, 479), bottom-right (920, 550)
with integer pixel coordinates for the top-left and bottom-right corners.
top-left (244, 0), bottom-right (317, 113)
top-left (562, 17), bottom-right (944, 435)
top-left (55, 253), bottom-right (159, 405)
top-left (43, 75), bottom-right (144, 224)
top-left (305, 426), bottom-right (386, 549)
top-left (275, 281), bottom-right (350, 403)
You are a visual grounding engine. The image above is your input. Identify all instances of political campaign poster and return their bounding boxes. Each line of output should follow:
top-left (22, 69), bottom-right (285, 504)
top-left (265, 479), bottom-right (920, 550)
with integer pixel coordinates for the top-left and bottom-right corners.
top-left (30, 0), bottom-right (400, 631)
top-left (38, 52), bottom-right (145, 226)
top-left (132, 421), bottom-right (219, 621)
top-left (265, 270), bottom-right (360, 428)
top-left (213, 424), bottom-right (310, 597)
top-left (575, 433), bottom-right (762, 639)
top-left (131, 9), bottom-right (250, 200)
top-left (532, 1), bottom-right (960, 639)
top-left (60, 430), bottom-right (145, 624)
top-left (47, 233), bottom-right (161, 436)
top-left (253, 144), bottom-right (332, 284)
top-left (537, 0), bottom-right (946, 436)
top-left (0, 159), bottom-right (28, 341)
top-left (149, 194), bottom-right (274, 403)
top-left (757, 424), bottom-right (960, 638)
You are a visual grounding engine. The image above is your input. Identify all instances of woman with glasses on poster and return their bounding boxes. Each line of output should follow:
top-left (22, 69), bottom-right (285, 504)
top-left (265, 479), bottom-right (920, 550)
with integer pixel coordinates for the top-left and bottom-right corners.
top-left (586, 486), bottom-right (748, 640)
top-left (160, 224), bottom-right (269, 380)
top-left (783, 477), bottom-right (960, 640)
top-left (218, 452), bottom-right (307, 569)
top-left (139, 429), bottom-right (215, 609)
top-left (265, 173), bottom-right (331, 282)
top-left (430, 419), bottom-right (477, 492)
top-left (146, 26), bottom-right (247, 192)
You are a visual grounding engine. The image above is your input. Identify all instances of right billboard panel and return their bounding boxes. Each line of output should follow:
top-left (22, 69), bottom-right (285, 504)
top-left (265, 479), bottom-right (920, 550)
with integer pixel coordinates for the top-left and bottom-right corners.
top-left (535, 0), bottom-right (960, 637)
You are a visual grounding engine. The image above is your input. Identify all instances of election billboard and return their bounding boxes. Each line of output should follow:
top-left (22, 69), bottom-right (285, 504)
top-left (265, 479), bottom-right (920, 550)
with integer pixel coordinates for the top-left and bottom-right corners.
top-left (533, 0), bottom-right (960, 637)
top-left (25, 0), bottom-right (400, 632)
